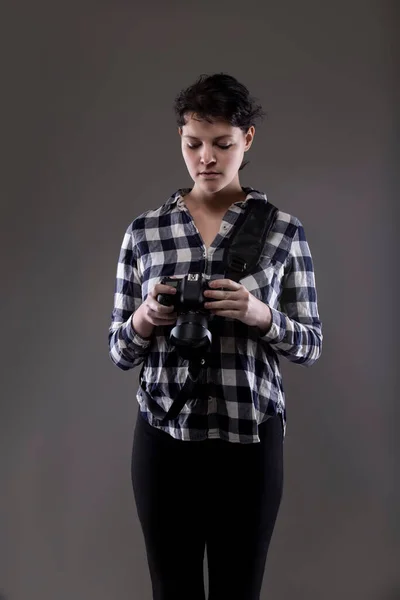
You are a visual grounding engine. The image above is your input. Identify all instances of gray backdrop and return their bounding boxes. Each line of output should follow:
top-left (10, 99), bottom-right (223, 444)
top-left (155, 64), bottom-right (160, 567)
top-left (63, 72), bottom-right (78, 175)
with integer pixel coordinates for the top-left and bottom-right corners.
top-left (1, 1), bottom-right (398, 599)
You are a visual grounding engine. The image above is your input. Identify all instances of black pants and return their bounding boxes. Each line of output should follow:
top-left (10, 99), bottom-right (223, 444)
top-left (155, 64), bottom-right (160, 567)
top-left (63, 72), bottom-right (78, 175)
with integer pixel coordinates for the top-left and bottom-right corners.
top-left (131, 412), bottom-right (284, 600)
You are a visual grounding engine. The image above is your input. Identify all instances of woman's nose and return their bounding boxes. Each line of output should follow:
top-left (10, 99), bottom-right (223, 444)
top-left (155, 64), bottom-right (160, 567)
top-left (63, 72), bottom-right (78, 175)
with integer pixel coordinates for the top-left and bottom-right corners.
top-left (200, 149), bottom-right (216, 163)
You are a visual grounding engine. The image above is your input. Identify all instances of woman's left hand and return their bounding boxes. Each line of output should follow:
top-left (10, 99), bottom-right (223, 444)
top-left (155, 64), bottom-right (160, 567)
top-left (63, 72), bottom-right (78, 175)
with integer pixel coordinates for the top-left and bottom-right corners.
top-left (203, 279), bottom-right (272, 333)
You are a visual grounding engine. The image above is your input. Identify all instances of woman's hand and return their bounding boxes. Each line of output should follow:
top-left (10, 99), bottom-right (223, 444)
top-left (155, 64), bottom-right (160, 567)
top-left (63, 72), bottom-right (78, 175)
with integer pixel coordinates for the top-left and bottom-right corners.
top-left (203, 279), bottom-right (272, 333)
top-left (141, 283), bottom-right (179, 326)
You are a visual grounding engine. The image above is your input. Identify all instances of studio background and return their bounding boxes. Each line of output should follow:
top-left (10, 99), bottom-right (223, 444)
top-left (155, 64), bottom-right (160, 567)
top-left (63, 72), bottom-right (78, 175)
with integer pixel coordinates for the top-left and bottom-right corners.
top-left (1, 1), bottom-right (397, 599)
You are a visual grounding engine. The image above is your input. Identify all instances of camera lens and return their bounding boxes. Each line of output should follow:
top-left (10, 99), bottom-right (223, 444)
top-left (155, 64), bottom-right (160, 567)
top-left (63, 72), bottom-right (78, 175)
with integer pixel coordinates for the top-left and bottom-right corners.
top-left (171, 313), bottom-right (211, 349)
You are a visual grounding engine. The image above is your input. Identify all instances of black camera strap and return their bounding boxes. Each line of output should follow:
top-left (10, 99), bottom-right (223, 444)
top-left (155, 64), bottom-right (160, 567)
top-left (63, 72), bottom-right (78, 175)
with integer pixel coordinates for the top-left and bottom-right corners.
top-left (222, 198), bottom-right (278, 284)
top-left (138, 198), bottom-right (278, 424)
top-left (138, 352), bottom-right (206, 422)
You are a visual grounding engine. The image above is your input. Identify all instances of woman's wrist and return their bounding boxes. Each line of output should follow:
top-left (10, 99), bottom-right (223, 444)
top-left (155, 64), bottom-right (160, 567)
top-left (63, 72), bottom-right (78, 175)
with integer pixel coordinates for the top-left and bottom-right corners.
top-left (131, 305), bottom-right (154, 339)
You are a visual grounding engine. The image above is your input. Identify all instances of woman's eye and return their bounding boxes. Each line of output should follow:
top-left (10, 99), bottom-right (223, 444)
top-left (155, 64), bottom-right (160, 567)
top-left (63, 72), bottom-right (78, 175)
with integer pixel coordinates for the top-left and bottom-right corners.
top-left (187, 144), bottom-right (232, 150)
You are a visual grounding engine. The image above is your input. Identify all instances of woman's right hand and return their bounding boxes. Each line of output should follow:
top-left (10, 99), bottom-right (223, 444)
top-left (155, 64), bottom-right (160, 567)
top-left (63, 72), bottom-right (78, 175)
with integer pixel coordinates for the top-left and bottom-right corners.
top-left (141, 283), bottom-right (178, 327)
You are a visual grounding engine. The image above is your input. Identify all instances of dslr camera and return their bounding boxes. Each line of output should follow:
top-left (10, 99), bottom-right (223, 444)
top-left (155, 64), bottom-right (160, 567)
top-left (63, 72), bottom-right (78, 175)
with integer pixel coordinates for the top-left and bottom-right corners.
top-left (157, 274), bottom-right (220, 353)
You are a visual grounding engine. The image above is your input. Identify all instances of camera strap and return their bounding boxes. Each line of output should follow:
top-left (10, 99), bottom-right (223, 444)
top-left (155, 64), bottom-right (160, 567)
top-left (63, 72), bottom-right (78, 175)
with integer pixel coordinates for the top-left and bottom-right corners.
top-left (139, 198), bottom-right (279, 424)
top-left (222, 197), bottom-right (278, 283)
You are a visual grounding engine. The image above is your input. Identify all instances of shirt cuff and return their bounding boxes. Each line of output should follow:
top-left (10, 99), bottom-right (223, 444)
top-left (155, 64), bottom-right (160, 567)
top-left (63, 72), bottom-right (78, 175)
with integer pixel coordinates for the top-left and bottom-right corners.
top-left (121, 314), bottom-right (153, 348)
top-left (258, 306), bottom-right (287, 344)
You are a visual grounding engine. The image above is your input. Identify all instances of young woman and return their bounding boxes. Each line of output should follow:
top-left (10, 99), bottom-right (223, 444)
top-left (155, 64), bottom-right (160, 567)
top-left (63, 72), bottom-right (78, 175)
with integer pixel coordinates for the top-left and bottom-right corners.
top-left (108, 72), bottom-right (323, 600)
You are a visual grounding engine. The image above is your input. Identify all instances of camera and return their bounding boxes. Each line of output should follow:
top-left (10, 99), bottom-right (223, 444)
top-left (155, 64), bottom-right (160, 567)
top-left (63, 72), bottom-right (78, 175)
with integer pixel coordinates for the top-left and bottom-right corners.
top-left (157, 274), bottom-right (218, 354)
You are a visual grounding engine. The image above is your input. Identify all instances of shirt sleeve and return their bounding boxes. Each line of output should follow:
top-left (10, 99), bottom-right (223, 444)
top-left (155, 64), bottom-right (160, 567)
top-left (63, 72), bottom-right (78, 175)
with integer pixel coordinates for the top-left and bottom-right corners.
top-left (108, 223), bottom-right (152, 370)
top-left (259, 219), bottom-right (323, 366)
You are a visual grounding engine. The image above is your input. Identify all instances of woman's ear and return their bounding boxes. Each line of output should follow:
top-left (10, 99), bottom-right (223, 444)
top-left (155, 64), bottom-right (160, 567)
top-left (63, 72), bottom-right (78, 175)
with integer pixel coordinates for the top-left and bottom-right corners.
top-left (245, 126), bottom-right (255, 151)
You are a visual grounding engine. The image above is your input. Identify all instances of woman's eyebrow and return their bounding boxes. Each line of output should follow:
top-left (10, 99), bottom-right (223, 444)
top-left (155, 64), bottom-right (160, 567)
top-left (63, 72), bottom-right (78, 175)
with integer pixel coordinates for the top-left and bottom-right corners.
top-left (183, 134), bottom-right (232, 140)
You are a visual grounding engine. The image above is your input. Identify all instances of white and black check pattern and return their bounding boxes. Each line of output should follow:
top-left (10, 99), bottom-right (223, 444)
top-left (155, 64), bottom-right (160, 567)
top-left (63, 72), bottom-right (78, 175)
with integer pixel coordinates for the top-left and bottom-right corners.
top-left (108, 186), bottom-right (323, 443)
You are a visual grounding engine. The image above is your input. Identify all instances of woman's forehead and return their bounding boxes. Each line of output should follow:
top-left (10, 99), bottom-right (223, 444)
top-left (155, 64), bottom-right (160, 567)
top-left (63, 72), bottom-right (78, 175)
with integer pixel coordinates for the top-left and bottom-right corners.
top-left (181, 117), bottom-right (238, 138)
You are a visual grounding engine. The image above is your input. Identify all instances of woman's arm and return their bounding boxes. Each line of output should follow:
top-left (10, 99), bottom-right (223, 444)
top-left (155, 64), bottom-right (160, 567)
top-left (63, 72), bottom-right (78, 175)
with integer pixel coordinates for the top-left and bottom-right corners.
top-left (259, 219), bottom-right (323, 367)
top-left (108, 223), bottom-right (153, 370)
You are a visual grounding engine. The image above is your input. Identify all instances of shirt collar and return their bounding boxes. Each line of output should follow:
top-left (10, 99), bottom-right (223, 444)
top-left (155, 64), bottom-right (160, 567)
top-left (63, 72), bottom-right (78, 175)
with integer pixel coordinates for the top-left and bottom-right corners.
top-left (159, 186), bottom-right (268, 215)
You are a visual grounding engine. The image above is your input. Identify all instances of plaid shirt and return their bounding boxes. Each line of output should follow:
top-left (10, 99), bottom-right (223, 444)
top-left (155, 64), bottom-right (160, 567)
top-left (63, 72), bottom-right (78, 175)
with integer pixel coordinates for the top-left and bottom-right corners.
top-left (108, 186), bottom-right (323, 443)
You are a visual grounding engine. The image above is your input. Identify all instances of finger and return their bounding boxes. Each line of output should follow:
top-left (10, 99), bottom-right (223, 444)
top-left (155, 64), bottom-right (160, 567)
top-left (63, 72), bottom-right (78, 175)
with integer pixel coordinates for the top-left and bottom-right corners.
top-left (158, 317), bottom-right (177, 324)
top-left (152, 317), bottom-right (177, 326)
top-left (157, 314), bottom-right (177, 322)
top-left (157, 304), bottom-right (176, 314)
top-left (153, 284), bottom-right (178, 295)
top-left (204, 301), bottom-right (238, 310)
top-left (208, 309), bottom-right (238, 319)
top-left (149, 307), bottom-right (177, 320)
top-left (209, 279), bottom-right (241, 290)
top-left (204, 289), bottom-right (239, 300)
top-left (147, 301), bottom-right (175, 314)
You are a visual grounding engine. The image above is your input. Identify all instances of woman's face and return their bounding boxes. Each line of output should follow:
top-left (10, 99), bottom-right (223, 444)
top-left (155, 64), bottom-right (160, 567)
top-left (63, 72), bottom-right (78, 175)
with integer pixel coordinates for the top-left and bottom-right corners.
top-left (179, 113), bottom-right (255, 195)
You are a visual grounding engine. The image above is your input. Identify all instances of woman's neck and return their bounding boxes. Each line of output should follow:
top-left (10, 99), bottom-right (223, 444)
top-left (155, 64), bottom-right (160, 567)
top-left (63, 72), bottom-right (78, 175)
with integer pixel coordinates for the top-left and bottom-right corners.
top-left (183, 187), bottom-right (247, 214)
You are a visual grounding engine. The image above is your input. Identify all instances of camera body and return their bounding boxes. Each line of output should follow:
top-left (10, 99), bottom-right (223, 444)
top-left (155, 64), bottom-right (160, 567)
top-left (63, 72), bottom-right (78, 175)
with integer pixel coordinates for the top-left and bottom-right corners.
top-left (156, 274), bottom-right (218, 355)
top-left (157, 273), bottom-right (212, 312)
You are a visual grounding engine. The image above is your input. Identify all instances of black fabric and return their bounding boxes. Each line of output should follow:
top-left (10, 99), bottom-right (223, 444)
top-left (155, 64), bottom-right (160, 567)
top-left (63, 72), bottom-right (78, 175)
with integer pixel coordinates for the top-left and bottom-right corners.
top-left (131, 411), bottom-right (284, 600)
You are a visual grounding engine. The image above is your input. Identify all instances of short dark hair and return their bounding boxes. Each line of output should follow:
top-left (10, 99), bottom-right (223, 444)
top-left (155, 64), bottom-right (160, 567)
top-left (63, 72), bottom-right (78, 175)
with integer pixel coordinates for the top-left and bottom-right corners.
top-left (173, 72), bottom-right (266, 171)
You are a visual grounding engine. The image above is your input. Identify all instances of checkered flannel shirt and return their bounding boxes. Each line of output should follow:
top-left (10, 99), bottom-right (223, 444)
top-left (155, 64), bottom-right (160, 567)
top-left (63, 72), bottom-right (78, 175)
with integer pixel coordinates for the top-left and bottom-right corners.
top-left (108, 186), bottom-right (323, 443)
